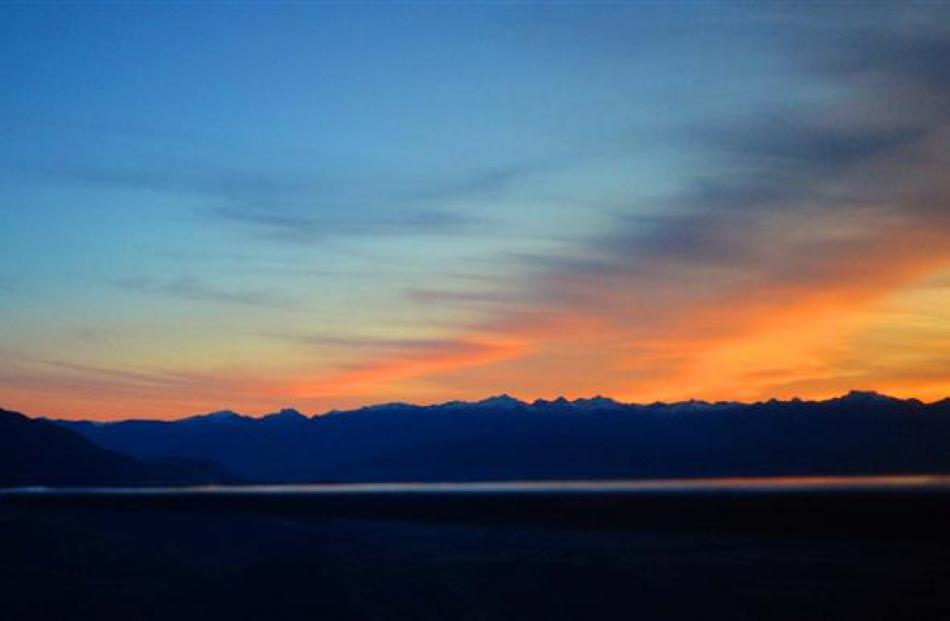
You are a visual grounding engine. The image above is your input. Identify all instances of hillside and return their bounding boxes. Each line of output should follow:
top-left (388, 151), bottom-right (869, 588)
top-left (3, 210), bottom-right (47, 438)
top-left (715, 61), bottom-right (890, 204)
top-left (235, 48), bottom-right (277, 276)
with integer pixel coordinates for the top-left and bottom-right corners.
top-left (0, 407), bottom-right (232, 487)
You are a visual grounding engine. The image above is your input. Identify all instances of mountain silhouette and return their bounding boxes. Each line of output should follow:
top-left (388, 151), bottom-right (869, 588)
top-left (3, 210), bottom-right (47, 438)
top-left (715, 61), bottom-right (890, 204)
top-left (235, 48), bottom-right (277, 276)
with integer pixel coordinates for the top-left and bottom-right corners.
top-left (51, 391), bottom-right (950, 483)
top-left (0, 406), bottom-right (233, 486)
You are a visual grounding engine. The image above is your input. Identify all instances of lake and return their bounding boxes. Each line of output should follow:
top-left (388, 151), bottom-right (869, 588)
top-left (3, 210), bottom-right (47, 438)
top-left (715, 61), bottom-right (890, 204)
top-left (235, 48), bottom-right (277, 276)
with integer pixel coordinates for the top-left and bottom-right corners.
top-left (3, 476), bottom-right (950, 620)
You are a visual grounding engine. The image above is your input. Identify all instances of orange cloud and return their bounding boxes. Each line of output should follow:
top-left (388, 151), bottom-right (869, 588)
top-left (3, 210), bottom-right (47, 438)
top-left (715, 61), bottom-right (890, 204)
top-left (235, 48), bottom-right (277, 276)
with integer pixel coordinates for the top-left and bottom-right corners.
top-left (413, 206), bottom-right (950, 406)
top-left (285, 337), bottom-right (528, 400)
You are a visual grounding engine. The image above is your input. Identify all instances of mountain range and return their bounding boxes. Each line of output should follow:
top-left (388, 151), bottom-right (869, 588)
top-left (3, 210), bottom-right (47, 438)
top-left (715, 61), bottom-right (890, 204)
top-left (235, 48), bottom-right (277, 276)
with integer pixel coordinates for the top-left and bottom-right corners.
top-left (40, 391), bottom-right (950, 484)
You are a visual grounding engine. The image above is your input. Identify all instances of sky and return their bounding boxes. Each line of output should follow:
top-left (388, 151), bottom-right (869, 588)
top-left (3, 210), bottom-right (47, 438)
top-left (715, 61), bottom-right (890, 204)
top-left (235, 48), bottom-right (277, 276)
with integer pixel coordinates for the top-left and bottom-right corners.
top-left (2, 2), bottom-right (949, 420)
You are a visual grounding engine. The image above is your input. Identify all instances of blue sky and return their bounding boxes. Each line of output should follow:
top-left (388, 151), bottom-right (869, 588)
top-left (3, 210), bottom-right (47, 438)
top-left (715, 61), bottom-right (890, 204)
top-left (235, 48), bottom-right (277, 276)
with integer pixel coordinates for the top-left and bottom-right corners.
top-left (2, 3), bottom-right (950, 419)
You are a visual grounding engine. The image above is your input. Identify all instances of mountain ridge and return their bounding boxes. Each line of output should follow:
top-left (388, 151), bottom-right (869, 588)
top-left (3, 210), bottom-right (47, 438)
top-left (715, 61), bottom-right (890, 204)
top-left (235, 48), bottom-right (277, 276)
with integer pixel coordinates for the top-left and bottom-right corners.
top-left (48, 389), bottom-right (935, 424)
top-left (48, 390), bottom-right (950, 484)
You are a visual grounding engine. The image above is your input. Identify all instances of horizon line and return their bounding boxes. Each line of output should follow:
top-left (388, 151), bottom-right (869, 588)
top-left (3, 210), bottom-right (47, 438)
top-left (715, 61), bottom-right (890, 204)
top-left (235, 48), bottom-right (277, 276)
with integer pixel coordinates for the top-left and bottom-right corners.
top-left (11, 389), bottom-right (950, 424)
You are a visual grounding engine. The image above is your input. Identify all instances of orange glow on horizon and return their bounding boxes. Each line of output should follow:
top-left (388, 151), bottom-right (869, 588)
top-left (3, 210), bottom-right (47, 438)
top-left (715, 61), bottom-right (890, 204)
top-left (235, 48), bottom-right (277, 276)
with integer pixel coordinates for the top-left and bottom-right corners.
top-left (4, 209), bottom-right (949, 421)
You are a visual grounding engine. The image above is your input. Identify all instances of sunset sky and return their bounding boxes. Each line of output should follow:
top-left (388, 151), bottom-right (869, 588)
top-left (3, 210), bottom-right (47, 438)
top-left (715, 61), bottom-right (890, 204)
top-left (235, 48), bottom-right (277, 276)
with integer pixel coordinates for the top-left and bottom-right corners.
top-left (2, 3), bottom-right (949, 420)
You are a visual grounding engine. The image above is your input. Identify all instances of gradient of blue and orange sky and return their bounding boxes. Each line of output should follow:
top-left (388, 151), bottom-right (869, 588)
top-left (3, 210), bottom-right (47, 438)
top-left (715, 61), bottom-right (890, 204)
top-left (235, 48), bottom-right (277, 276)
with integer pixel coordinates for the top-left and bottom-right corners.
top-left (2, 3), bottom-right (949, 419)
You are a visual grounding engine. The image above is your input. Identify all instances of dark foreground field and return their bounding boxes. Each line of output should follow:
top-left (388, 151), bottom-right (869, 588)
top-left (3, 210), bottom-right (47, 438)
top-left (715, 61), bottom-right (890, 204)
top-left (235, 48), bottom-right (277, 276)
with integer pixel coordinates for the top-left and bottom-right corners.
top-left (4, 480), bottom-right (950, 620)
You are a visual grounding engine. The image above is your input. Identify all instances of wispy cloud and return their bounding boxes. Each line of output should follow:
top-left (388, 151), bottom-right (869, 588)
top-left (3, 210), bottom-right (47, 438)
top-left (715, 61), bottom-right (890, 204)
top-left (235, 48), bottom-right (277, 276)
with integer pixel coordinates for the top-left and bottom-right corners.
top-left (278, 332), bottom-right (485, 354)
top-left (0, 354), bottom-right (278, 419)
top-left (114, 276), bottom-right (303, 310)
top-left (210, 205), bottom-right (482, 243)
top-left (287, 336), bottom-right (526, 398)
top-left (405, 287), bottom-right (524, 308)
top-left (24, 156), bottom-right (488, 243)
top-left (24, 159), bottom-right (316, 202)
